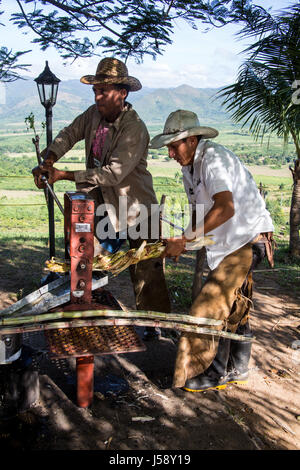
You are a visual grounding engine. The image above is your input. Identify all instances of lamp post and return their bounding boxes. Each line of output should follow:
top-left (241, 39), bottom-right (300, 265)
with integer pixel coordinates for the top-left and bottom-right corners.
top-left (34, 61), bottom-right (60, 258)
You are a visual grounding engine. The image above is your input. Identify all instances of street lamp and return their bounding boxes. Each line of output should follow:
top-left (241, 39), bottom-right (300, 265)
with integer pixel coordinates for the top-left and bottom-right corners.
top-left (35, 61), bottom-right (60, 258)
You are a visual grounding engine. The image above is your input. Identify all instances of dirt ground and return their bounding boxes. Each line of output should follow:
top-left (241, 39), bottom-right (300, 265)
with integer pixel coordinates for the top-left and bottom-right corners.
top-left (0, 252), bottom-right (299, 452)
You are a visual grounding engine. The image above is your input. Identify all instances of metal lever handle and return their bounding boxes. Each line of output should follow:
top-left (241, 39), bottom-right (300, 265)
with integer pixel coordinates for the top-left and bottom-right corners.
top-left (41, 175), bottom-right (64, 215)
top-left (161, 215), bottom-right (184, 233)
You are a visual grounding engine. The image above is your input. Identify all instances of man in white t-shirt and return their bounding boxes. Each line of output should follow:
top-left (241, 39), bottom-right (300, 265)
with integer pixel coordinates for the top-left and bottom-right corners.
top-left (150, 110), bottom-right (275, 392)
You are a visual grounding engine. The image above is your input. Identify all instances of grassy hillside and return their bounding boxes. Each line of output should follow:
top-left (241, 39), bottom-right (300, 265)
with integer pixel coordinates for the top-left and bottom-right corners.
top-left (0, 80), bottom-right (234, 129)
top-left (130, 85), bottom-right (231, 126)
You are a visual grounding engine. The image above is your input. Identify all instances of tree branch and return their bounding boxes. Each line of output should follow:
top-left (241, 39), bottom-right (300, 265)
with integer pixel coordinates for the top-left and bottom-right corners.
top-left (44, 0), bottom-right (129, 42)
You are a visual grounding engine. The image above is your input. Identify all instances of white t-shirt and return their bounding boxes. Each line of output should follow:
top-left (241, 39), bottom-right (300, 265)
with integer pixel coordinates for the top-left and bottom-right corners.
top-left (181, 139), bottom-right (274, 270)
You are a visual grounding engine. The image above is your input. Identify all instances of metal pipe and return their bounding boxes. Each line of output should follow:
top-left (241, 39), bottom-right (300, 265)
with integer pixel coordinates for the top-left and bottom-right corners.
top-left (46, 104), bottom-right (55, 258)
top-left (41, 175), bottom-right (64, 215)
top-left (161, 215), bottom-right (184, 233)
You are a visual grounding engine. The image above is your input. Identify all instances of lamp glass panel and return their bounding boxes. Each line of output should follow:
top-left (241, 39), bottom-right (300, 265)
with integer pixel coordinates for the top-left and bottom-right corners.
top-left (37, 83), bottom-right (45, 105)
top-left (52, 83), bottom-right (59, 106)
top-left (44, 83), bottom-right (53, 104)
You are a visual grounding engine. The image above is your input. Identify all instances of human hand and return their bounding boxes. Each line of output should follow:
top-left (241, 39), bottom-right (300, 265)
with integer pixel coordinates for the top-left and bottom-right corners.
top-left (266, 231), bottom-right (274, 241)
top-left (32, 161), bottom-right (52, 188)
top-left (32, 152), bottom-right (58, 188)
top-left (161, 236), bottom-right (187, 262)
top-left (32, 163), bottom-right (62, 187)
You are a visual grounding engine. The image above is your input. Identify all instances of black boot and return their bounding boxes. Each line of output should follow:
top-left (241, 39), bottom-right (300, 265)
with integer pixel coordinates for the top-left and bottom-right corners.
top-left (225, 321), bottom-right (252, 385)
top-left (143, 327), bottom-right (161, 341)
top-left (183, 337), bottom-right (231, 392)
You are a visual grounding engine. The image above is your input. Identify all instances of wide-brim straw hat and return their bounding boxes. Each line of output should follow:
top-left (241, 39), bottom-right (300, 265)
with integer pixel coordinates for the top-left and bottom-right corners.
top-left (80, 57), bottom-right (142, 91)
top-left (150, 110), bottom-right (219, 148)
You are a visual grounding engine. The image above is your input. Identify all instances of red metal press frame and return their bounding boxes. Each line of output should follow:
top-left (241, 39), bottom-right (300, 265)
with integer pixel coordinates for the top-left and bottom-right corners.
top-left (64, 192), bottom-right (95, 408)
top-left (46, 192), bottom-right (146, 408)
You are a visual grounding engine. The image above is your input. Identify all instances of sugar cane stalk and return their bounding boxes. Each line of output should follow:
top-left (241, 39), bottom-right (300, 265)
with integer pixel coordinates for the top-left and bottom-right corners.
top-left (0, 317), bottom-right (253, 341)
top-left (0, 309), bottom-right (222, 327)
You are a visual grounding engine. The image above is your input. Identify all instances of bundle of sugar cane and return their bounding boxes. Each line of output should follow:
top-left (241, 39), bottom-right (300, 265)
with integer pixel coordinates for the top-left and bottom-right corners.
top-left (45, 237), bottom-right (214, 276)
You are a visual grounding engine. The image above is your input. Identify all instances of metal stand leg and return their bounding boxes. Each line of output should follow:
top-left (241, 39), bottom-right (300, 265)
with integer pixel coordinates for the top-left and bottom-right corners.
top-left (76, 355), bottom-right (94, 408)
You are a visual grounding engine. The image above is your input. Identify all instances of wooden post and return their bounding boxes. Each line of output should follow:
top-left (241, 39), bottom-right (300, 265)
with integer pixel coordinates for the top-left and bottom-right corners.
top-left (192, 247), bottom-right (207, 302)
top-left (159, 195), bottom-right (166, 271)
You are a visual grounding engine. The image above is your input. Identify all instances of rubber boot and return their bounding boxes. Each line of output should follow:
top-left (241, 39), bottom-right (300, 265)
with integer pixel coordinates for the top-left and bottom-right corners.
top-left (183, 337), bottom-right (231, 392)
top-left (225, 321), bottom-right (252, 385)
top-left (143, 327), bottom-right (161, 341)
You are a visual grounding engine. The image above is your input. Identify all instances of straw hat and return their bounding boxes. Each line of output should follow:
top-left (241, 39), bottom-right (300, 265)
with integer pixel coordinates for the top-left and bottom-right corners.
top-left (150, 110), bottom-right (219, 148)
top-left (80, 57), bottom-right (142, 91)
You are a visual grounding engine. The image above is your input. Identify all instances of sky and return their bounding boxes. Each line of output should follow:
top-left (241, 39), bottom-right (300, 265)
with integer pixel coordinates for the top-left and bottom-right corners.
top-left (0, 0), bottom-right (296, 90)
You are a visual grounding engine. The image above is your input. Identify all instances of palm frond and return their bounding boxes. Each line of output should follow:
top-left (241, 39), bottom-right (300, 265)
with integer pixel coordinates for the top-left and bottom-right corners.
top-left (217, 6), bottom-right (300, 150)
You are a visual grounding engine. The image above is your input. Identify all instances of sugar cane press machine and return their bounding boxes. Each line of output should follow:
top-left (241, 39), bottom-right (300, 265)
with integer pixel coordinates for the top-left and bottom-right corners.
top-left (0, 189), bottom-right (248, 415)
top-left (0, 191), bottom-right (146, 411)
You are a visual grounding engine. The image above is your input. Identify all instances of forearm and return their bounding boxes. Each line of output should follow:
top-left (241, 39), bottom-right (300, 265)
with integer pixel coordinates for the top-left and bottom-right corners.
top-left (162, 194), bottom-right (234, 261)
top-left (47, 168), bottom-right (75, 184)
top-left (195, 204), bottom-right (234, 237)
top-left (185, 192), bottom-right (235, 240)
top-left (74, 164), bottom-right (121, 187)
top-left (55, 169), bottom-right (75, 182)
top-left (74, 154), bottom-right (146, 188)
top-left (35, 166), bottom-right (75, 185)
top-left (204, 203), bottom-right (234, 233)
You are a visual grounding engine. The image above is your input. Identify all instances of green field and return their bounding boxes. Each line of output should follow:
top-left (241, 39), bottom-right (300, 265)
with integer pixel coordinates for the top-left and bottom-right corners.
top-left (0, 124), bottom-right (295, 240)
top-left (0, 161), bottom-right (292, 241)
top-left (0, 125), bottom-right (299, 301)
top-left (0, 123), bottom-right (297, 163)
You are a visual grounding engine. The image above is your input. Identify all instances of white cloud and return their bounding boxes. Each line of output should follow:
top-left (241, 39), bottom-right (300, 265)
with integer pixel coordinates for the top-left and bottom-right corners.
top-left (26, 53), bottom-right (241, 89)
top-left (128, 60), bottom-right (239, 89)
top-left (2, 0), bottom-right (293, 89)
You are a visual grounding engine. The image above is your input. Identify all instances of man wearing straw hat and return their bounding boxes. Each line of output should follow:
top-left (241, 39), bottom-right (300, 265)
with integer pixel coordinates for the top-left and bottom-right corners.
top-left (32, 57), bottom-right (170, 339)
top-left (151, 109), bottom-right (275, 392)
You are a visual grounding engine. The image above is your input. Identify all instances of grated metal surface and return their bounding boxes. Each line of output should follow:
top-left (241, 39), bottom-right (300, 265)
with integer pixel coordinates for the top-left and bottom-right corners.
top-left (44, 324), bottom-right (146, 358)
top-left (43, 288), bottom-right (146, 358)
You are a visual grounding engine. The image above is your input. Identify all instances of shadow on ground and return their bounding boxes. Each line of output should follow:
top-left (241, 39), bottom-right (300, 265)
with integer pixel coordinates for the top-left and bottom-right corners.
top-left (0, 245), bottom-right (299, 451)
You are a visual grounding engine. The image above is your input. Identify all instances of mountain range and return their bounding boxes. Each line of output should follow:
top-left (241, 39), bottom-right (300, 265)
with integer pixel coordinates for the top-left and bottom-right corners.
top-left (0, 77), bottom-right (235, 129)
